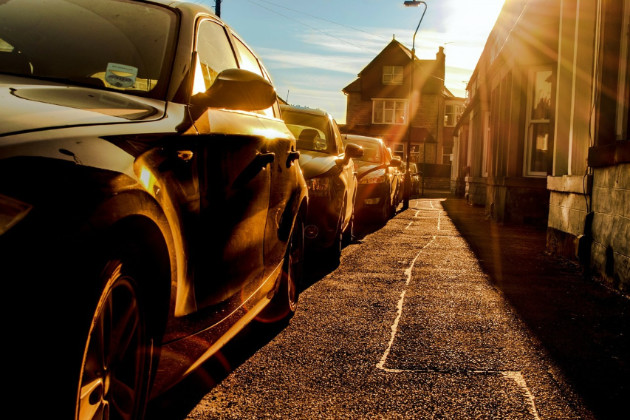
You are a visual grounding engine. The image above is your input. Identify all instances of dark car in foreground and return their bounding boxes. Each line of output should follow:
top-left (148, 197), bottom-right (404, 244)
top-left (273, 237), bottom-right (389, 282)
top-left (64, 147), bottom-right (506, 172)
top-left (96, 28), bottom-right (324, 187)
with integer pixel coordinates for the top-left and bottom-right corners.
top-left (281, 104), bottom-right (362, 262)
top-left (0, 1), bottom-right (307, 418)
top-left (342, 134), bottom-right (402, 224)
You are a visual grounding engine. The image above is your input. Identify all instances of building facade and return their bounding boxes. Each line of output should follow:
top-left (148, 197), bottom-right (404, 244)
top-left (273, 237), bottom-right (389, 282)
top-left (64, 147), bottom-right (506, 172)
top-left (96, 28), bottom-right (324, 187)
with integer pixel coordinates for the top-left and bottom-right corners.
top-left (342, 39), bottom-right (449, 169)
top-left (451, 0), bottom-right (629, 292)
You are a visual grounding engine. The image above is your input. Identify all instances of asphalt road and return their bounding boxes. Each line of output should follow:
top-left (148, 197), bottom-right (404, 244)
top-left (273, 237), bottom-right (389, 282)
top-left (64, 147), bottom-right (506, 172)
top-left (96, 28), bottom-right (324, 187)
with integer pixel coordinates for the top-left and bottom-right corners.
top-left (149, 197), bottom-right (601, 419)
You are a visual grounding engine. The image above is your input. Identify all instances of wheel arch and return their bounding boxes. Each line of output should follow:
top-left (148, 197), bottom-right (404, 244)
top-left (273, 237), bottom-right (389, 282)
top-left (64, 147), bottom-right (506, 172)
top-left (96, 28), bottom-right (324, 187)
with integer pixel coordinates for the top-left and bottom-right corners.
top-left (82, 189), bottom-right (178, 334)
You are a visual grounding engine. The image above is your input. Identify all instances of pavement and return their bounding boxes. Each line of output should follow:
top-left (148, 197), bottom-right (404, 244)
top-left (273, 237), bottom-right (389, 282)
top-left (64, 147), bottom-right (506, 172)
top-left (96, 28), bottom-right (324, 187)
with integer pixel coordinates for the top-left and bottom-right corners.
top-left (434, 192), bottom-right (630, 420)
top-left (152, 193), bottom-right (629, 420)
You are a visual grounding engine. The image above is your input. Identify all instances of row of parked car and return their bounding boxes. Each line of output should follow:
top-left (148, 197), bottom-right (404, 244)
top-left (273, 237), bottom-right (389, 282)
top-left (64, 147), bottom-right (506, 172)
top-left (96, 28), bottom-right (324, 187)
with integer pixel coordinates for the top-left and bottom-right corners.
top-left (0, 1), bottom-right (404, 418)
top-left (279, 105), bottom-right (404, 263)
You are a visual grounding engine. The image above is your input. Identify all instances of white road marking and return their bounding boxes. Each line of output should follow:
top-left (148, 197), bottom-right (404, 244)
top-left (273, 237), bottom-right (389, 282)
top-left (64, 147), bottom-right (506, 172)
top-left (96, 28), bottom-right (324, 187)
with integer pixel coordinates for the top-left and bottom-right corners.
top-left (377, 199), bottom-right (542, 420)
top-left (376, 235), bottom-right (435, 371)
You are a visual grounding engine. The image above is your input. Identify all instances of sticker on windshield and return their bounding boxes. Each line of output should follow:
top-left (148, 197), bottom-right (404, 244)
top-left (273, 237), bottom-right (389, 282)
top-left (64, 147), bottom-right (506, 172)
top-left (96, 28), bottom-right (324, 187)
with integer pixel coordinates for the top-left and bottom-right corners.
top-left (105, 63), bottom-right (138, 88)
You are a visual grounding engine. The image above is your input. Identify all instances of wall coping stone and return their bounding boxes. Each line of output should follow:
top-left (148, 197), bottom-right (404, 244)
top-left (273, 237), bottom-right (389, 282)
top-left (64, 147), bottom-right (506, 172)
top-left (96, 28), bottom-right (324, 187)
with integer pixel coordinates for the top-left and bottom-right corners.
top-left (547, 175), bottom-right (592, 194)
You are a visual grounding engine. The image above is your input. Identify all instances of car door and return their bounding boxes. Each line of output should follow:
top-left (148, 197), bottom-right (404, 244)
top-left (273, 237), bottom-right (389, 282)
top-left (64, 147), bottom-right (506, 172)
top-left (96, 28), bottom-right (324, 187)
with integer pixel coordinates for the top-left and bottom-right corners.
top-left (190, 18), bottom-right (272, 309)
top-left (230, 33), bottom-right (299, 280)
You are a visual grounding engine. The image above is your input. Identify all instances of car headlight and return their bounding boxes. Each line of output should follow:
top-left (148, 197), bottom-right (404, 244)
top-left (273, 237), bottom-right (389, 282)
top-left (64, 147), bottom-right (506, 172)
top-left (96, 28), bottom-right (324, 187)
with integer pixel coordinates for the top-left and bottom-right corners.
top-left (359, 169), bottom-right (387, 184)
top-left (306, 177), bottom-right (331, 196)
top-left (0, 194), bottom-right (33, 235)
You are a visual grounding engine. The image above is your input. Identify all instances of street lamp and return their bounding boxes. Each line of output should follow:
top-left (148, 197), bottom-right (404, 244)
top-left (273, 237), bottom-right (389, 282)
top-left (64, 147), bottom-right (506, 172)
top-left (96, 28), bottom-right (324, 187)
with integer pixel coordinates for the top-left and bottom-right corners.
top-left (402, 0), bottom-right (427, 209)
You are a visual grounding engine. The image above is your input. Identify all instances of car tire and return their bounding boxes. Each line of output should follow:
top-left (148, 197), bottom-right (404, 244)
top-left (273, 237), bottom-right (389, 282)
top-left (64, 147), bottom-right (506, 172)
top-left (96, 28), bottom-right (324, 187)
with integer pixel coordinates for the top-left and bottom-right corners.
top-left (389, 196), bottom-right (397, 218)
top-left (329, 223), bottom-right (343, 264)
top-left (342, 210), bottom-right (355, 247)
top-left (77, 257), bottom-right (154, 420)
top-left (342, 189), bottom-right (357, 246)
top-left (379, 191), bottom-right (391, 224)
top-left (258, 214), bottom-right (304, 323)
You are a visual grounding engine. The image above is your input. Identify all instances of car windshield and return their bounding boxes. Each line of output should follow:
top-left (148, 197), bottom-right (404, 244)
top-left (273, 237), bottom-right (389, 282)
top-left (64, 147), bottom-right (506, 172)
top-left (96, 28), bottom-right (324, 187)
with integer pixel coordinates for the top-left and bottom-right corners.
top-left (0, 0), bottom-right (177, 100)
top-left (282, 111), bottom-right (333, 154)
top-left (343, 138), bottom-right (382, 163)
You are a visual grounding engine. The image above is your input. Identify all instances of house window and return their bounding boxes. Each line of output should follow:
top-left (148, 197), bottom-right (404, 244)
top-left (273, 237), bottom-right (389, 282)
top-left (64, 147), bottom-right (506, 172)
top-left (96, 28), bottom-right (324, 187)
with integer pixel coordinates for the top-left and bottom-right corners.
top-left (383, 65), bottom-right (403, 85)
top-left (525, 67), bottom-right (553, 176)
top-left (444, 104), bottom-right (464, 126)
top-left (393, 143), bottom-right (405, 160)
top-left (372, 99), bottom-right (407, 124)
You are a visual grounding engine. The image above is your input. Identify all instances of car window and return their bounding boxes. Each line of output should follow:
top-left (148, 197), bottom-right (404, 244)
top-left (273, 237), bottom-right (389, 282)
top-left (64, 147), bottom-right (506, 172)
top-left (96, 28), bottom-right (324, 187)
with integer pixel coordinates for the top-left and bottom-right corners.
top-left (342, 138), bottom-right (382, 163)
top-left (331, 119), bottom-right (344, 155)
top-left (0, 0), bottom-right (177, 99)
top-left (193, 19), bottom-right (238, 95)
top-left (231, 35), bottom-right (275, 117)
top-left (283, 111), bottom-right (334, 154)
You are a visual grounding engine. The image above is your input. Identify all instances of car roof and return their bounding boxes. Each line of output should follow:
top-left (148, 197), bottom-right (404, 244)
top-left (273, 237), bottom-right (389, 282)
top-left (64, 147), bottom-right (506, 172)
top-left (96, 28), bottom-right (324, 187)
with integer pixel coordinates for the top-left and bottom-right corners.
top-left (341, 133), bottom-right (384, 145)
top-left (280, 104), bottom-right (331, 118)
top-left (145, 0), bottom-right (214, 13)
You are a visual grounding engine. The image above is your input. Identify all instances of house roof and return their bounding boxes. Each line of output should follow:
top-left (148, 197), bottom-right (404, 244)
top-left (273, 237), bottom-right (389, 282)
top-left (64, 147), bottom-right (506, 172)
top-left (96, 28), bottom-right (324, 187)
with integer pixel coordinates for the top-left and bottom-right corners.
top-left (342, 39), bottom-right (412, 93)
top-left (357, 38), bottom-right (412, 77)
top-left (342, 38), bottom-right (444, 94)
top-left (343, 78), bottom-right (361, 94)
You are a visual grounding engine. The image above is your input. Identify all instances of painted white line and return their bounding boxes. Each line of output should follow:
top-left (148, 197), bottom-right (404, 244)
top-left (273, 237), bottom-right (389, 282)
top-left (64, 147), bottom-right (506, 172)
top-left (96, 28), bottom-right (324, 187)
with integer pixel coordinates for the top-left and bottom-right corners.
top-left (376, 235), bottom-right (436, 371)
top-left (502, 371), bottom-right (541, 420)
top-left (379, 201), bottom-right (541, 420)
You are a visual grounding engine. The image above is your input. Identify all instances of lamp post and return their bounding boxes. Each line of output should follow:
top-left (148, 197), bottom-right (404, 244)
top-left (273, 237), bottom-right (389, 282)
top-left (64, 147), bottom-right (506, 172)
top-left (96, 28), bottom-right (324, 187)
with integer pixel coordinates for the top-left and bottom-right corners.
top-left (402, 0), bottom-right (427, 209)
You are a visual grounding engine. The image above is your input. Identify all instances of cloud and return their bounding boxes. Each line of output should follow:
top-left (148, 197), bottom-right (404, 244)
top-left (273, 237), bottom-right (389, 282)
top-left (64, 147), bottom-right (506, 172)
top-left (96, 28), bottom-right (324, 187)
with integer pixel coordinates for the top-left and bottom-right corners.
top-left (257, 47), bottom-right (368, 75)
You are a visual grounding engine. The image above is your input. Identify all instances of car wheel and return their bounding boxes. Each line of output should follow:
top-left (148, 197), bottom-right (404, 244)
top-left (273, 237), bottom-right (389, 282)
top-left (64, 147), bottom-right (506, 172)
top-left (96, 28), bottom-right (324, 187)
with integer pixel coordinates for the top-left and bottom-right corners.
top-left (258, 214), bottom-right (304, 323)
top-left (343, 188), bottom-right (357, 246)
top-left (342, 210), bottom-right (355, 247)
top-left (389, 196), bottom-right (397, 218)
top-left (329, 223), bottom-right (343, 263)
top-left (77, 258), bottom-right (153, 420)
top-left (379, 192), bottom-right (391, 224)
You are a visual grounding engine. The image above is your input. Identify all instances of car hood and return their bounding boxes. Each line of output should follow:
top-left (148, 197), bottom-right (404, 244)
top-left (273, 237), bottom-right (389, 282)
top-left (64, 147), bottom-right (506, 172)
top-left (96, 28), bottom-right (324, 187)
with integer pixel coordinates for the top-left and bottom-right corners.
top-left (298, 150), bottom-right (338, 179)
top-left (0, 75), bottom-right (164, 137)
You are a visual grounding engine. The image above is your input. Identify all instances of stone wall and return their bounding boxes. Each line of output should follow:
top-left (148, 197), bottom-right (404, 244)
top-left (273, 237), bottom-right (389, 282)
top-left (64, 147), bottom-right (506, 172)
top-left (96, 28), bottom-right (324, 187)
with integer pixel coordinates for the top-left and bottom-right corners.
top-left (590, 164), bottom-right (630, 293)
top-left (465, 176), bottom-right (487, 206)
top-left (546, 175), bottom-right (591, 261)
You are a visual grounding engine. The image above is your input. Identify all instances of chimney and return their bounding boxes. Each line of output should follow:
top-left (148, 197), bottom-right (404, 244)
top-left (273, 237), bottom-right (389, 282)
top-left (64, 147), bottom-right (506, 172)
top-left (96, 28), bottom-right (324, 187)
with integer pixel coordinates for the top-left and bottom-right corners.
top-left (437, 46), bottom-right (445, 80)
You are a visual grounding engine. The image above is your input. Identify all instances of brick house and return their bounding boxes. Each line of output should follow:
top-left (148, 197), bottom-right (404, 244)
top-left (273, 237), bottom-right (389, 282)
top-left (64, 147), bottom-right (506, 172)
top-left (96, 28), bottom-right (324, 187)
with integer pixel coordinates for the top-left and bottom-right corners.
top-left (341, 39), bottom-right (451, 169)
top-left (451, 0), bottom-right (629, 293)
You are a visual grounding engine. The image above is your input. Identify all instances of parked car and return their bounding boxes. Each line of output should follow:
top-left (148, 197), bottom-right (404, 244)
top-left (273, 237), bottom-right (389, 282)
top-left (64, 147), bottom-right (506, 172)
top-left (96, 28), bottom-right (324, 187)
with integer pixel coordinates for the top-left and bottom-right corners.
top-left (409, 162), bottom-right (421, 196)
top-left (387, 147), bottom-right (404, 208)
top-left (342, 134), bottom-right (402, 223)
top-left (281, 104), bottom-right (362, 262)
top-left (0, 0), bottom-right (308, 418)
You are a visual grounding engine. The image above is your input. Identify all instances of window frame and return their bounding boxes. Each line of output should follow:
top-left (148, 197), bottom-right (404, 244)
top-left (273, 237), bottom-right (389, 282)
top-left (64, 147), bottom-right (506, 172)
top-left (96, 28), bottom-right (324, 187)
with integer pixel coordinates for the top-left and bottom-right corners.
top-left (372, 98), bottom-right (408, 125)
top-left (382, 65), bottom-right (403, 85)
top-left (192, 18), bottom-right (238, 96)
top-left (524, 66), bottom-right (554, 177)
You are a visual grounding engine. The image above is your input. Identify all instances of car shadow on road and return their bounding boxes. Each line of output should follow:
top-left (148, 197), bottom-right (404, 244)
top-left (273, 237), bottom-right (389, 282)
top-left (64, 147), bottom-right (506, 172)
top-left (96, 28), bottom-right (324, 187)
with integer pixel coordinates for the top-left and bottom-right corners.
top-left (300, 217), bottom-right (385, 291)
top-left (146, 318), bottom-right (290, 420)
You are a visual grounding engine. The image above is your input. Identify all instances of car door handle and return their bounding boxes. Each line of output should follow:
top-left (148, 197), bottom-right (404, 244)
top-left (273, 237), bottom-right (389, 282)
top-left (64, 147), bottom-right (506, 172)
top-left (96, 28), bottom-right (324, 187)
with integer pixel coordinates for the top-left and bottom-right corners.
top-left (176, 150), bottom-right (194, 162)
top-left (286, 150), bottom-right (300, 168)
top-left (254, 151), bottom-right (275, 168)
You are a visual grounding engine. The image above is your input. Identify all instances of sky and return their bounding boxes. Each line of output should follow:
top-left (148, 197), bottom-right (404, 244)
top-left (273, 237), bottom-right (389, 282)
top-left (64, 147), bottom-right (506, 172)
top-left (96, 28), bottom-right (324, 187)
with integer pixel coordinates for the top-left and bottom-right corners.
top-left (190, 0), bottom-right (506, 124)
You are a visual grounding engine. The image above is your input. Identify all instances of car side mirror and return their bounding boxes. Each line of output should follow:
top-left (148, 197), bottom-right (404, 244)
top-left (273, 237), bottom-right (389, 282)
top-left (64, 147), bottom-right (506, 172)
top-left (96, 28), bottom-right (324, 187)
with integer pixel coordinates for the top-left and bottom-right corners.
top-left (344, 143), bottom-right (364, 159)
top-left (191, 68), bottom-right (277, 111)
top-left (389, 156), bottom-right (402, 167)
